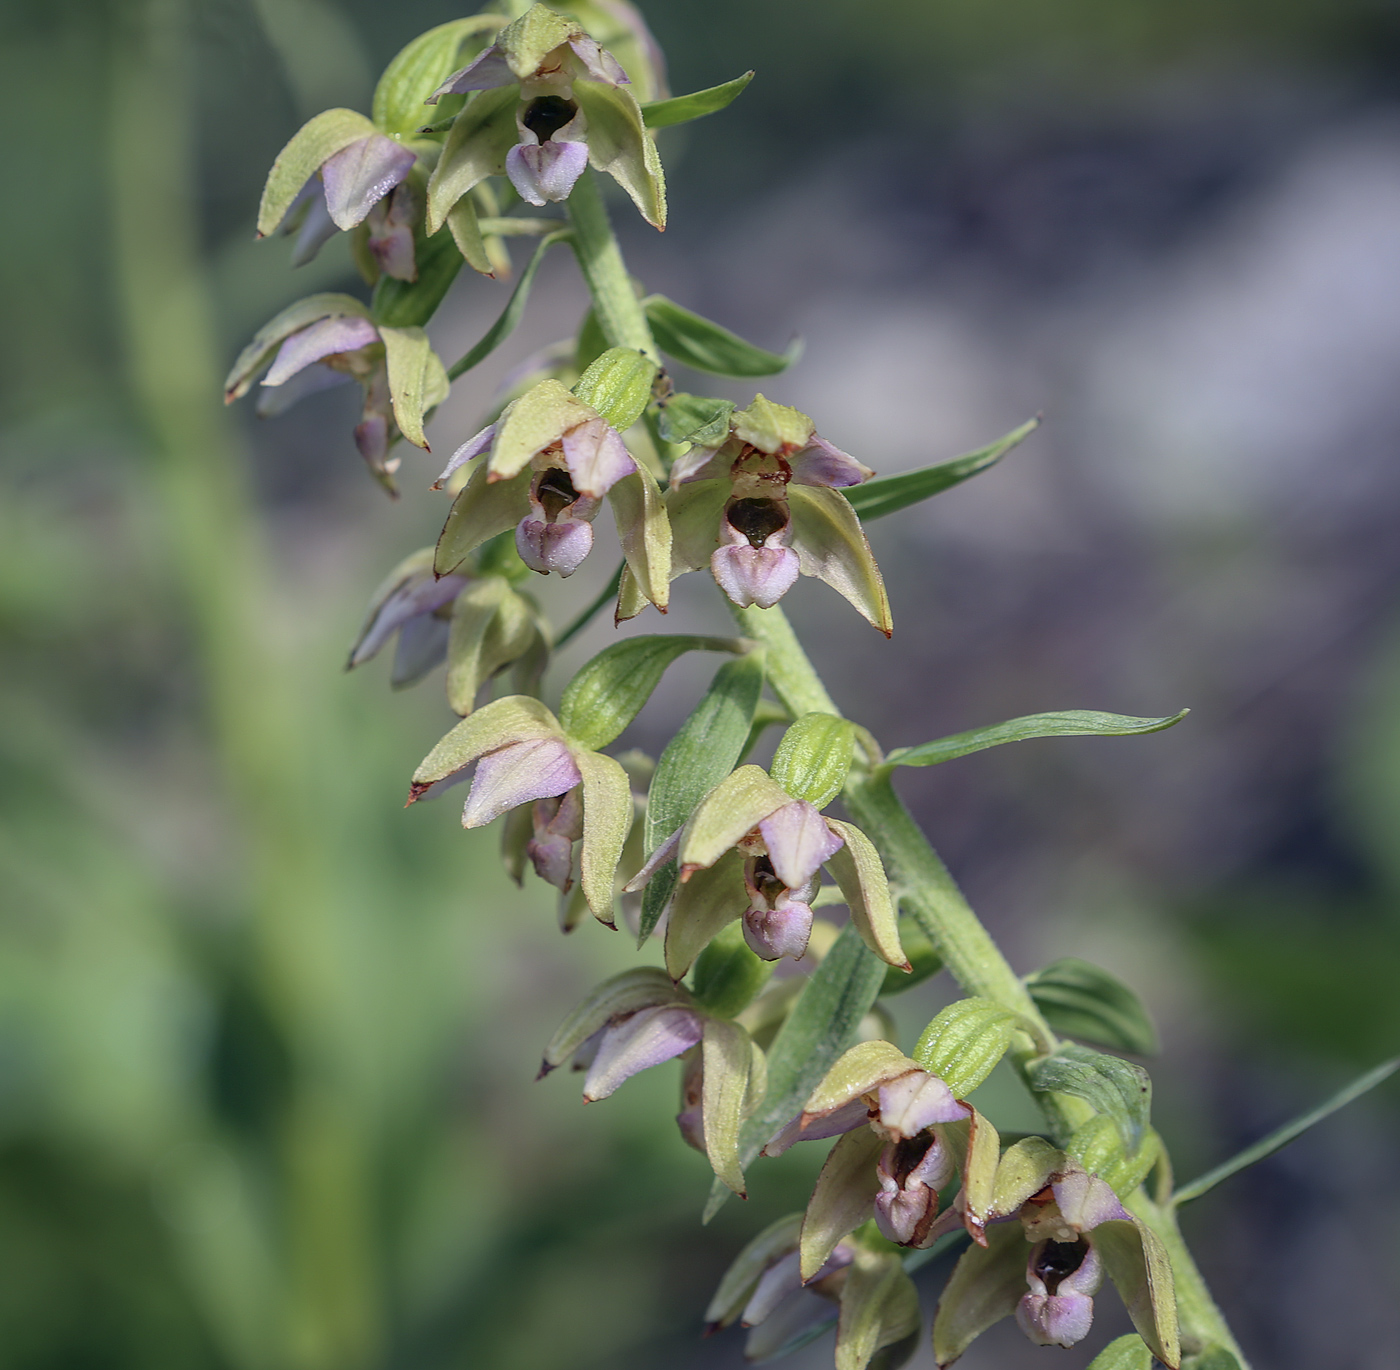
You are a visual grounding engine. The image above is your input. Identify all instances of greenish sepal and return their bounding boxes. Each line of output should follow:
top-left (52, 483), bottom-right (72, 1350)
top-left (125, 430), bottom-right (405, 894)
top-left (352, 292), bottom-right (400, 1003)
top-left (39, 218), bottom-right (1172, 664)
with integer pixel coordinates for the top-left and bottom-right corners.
top-left (702, 1017), bottom-right (765, 1196)
top-left (704, 1213), bottom-right (803, 1329)
top-left (446, 197), bottom-right (494, 275)
top-left (1093, 1217), bottom-right (1180, 1368)
top-left (498, 3), bottom-right (577, 79)
top-left (658, 392), bottom-right (735, 446)
top-left (257, 108), bottom-right (379, 237)
top-left (845, 417), bottom-right (1039, 522)
top-left (639, 652), bottom-right (766, 943)
top-left (641, 71), bottom-right (754, 129)
top-left (447, 576), bottom-right (541, 715)
top-left (541, 966), bottom-right (687, 1071)
top-left (931, 1220), bottom-right (1028, 1366)
top-left (224, 292), bottom-right (369, 400)
top-left (788, 486), bottom-right (892, 635)
top-left (1086, 1334), bottom-right (1154, 1370)
top-left (801, 1126), bottom-right (884, 1280)
top-left (434, 463), bottom-right (532, 577)
top-left (679, 765), bottom-right (792, 874)
top-left (703, 924), bottom-right (887, 1224)
top-left (448, 229), bottom-right (572, 379)
top-left (573, 346), bottom-right (658, 431)
top-left (912, 997), bottom-right (1021, 1097)
top-left (771, 712), bottom-right (855, 807)
top-left (491, 379), bottom-right (593, 479)
top-left (425, 86), bottom-right (519, 234)
top-left (836, 1250), bottom-right (921, 1370)
top-left (1172, 1054), bottom-right (1399, 1207)
top-left (379, 325), bottom-right (450, 448)
top-left (732, 393), bottom-right (814, 452)
top-left (574, 748), bottom-right (633, 921)
top-left (1028, 1043), bottom-right (1152, 1153)
top-left (665, 849), bottom-right (749, 979)
top-left (409, 694), bottom-right (560, 795)
top-left (370, 226), bottom-right (464, 327)
top-left (878, 918), bottom-right (942, 996)
top-left (1025, 957), bottom-right (1159, 1056)
top-left (372, 16), bottom-right (502, 137)
top-left (987, 1135), bottom-right (1065, 1219)
top-left (690, 921), bottom-right (775, 1018)
top-left (573, 80), bottom-right (667, 228)
top-left (824, 821), bottom-right (906, 970)
top-left (606, 464), bottom-right (672, 610)
top-left (880, 708), bottom-right (1189, 774)
top-left (558, 633), bottom-right (747, 751)
top-left (1068, 1114), bottom-right (1162, 1198)
top-left (643, 295), bottom-right (800, 377)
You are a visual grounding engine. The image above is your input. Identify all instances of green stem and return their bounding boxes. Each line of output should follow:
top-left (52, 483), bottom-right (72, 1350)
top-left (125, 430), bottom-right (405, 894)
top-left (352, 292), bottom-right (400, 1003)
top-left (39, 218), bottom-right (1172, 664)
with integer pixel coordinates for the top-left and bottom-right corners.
top-left (565, 168), bottom-right (658, 359)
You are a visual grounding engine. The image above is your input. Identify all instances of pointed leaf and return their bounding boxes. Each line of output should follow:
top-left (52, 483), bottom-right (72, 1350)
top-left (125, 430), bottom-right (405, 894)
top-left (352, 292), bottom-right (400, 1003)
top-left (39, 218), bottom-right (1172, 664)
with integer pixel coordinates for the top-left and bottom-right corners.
top-left (643, 294), bottom-right (800, 378)
top-left (447, 196), bottom-right (494, 275)
top-left (824, 820), bottom-right (905, 970)
top-left (559, 634), bottom-right (745, 751)
top-left (572, 81), bottom-right (667, 228)
top-left (575, 748), bottom-right (633, 922)
top-left (663, 850), bottom-right (748, 978)
top-left (541, 966), bottom-right (686, 1071)
top-left (1087, 1335), bottom-right (1154, 1370)
top-left (447, 229), bottom-right (571, 378)
top-left (836, 1251), bottom-right (921, 1370)
top-left (641, 71), bottom-right (754, 128)
top-left (845, 418), bottom-right (1039, 522)
top-left (257, 108), bottom-right (380, 237)
top-left (931, 1220), bottom-right (1028, 1367)
top-left (640, 652), bottom-right (766, 942)
top-left (444, 575), bottom-right (511, 712)
top-left (704, 924), bottom-right (888, 1223)
top-left (379, 325), bottom-right (447, 448)
top-left (1028, 1045), bottom-right (1152, 1154)
top-left (1094, 1217), bottom-right (1180, 1368)
top-left (703, 1017), bottom-right (760, 1196)
top-left (803, 1040), bottom-right (919, 1117)
top-left (679, 764), bottom-right (793, 874)
top-left (573, 346), bottom-right (659, 431)
top-left (883, 709), bottom-right (1189, 772)
top-left (1173, 1055), bottom-right (1400, 1206)
top-left (434, 464), bottom-right (532, 577)
top-left (409, 694), bottom-right (560, 796)
top-left (913, 998), bottom-right (1020, 1098)
top-left (788, 485), bottom-right (892, 635)
top-left (949, 1107), bottom-right (1000, 1236)
top-left (1026, 958), bottom-right (1159, 1057)
top-left (771, 713), bottom-right (855, 808)
top-left (425, 85), bottom-right (519, 233)
top-left (373, 17), bottom-right (502, 137)
top-left (607, 464), bottom-right (672, 610)
top-left (658, 393), bottom-right (735, 447)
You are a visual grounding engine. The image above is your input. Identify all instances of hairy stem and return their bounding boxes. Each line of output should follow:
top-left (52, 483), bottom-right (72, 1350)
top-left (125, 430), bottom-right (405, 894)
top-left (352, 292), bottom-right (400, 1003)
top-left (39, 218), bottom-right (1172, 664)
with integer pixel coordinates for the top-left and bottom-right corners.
top-left (565, 168), bottom-right (659, 359)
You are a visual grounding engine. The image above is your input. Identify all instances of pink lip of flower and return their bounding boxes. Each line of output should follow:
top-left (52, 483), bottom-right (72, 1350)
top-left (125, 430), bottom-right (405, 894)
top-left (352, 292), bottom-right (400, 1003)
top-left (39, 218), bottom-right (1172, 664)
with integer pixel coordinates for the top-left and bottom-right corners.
top-left (1015, 1238), bottom-right (1103, 1348)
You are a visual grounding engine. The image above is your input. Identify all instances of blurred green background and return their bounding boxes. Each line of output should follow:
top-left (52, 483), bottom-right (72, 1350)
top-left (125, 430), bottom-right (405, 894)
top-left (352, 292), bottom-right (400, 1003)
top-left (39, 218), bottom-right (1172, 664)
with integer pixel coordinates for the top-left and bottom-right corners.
top-left (3, 0), bottom-right (1400, 1366)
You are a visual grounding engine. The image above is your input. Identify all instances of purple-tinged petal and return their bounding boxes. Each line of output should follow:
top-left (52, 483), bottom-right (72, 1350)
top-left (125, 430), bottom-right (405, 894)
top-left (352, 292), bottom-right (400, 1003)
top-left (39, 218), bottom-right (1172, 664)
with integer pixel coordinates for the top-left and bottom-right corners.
top-left (427, 45), bottom-right (515, 101)
top-left (789, 435), bottom-right (874, 488)
top-left (876, 1071), bottom-right (968, 1140)
top-left (366, 183), bottom-right (417, 281)
top-left (582, 1004), bottom-right (704, 1100)
top-left (668, 443), bottom-right (731, 486)
top-left (254, 361), bottom-right (353, 418)
top-left (742, 1289), bottom-right (836, 1362)
top-left (741, 1250), bottom-right (803, 1327)
top-left (320, 134), bottom-right (416, 231)
top-left (1016, 1290), bottom-right (1095, 1348)
top-left (623, 824), bottom-right (682, 892)
top-left (506, 138), bottom-right (589, 205)
top-left (1049, 1170), bottom-right (1128, 1234)
top-left (743, 900), bottom-right (813, 962)
top-left (262, 316), bottom-right (380, 387)
top-left (433, 422), bottom-right (498, 489)
top-left (759, 802), bottom-right (844, 891)
top-left (349, 571), bottom-right (468, 667)
top-left (291, 192), bottom-right (339, 267)
top-left (355, 411), bottom-right (394, 479)
top-left (874, 1134), bottom-right (955, 1247)
top-left (461, 737), bottom-right (581, 828)
top-left (1015, 1240), bottom-right (1102, 1348)
top-left (391, 612), bottom-right (450, 687)
top-left (567, 34), bottom-right (629, 84)
top-left (762, 1098), bottom-right (871, 1157)
top-left (515, 513), bottom-right (593, 576)
top-left (561, 416), bottom-right (636, 496)
top-left (711, 544), bottom-right (799, 609)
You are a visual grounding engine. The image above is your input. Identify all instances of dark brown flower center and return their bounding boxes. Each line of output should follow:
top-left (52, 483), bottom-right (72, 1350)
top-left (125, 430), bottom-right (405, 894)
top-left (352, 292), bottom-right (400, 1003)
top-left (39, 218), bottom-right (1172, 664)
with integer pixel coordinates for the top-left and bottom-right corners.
top-left (1033, 1239), bottom-right (1089, 1294)
top-left (536, 466), bottom-right (579, 521)
top-left (727, 497), bottom-right (788, 546)
top-left (522, 95), bottom-right (578, 142)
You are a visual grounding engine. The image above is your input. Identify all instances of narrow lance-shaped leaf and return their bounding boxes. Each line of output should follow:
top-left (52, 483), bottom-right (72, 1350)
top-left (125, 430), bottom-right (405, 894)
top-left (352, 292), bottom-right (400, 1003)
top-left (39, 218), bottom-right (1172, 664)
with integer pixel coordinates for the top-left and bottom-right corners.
top-left (643, 295), bottom-right (801, 378)
top-left (703, 923), bottom-right (887, 1222)
top-left (559, 635), bottom-right (748, 752)
top-left (448, 229), bottom-right (572, 379)
top-left (1028, 1044), bottom-right (1152, 1153)
top-left (844, 417), bottom-right (1039, 522)
top-left (639, 651), bottom-right (765, 943)
top-left (641, 71), bottom-right (755, 129)
top-left (1173, 1055), bottom-right (1400, 1206)
top-left (881, 709), bottom-right (1189, 773)
top-left (913, 998), bottom-right (1022, 1098)
top-left (1026, 958), bottom-right (1159, 1057)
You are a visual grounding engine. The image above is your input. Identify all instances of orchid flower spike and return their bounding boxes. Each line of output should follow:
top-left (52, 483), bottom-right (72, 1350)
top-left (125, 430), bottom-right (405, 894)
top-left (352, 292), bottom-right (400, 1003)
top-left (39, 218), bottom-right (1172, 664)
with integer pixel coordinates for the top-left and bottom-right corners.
top-left (539, 967), bottom-right (764, 1195)
top-left (424, 3), bottom-right (666, 230)
top-left (406, 694), bottom-right (632, 923)
top-left (659, 395), bottom-right (891, 633)
top-left (625, 764), bottom-right (907, 978)
top-left (432, 372), bottom-right (671, 611)
top-left (224, 294), bottom-right (449, 493)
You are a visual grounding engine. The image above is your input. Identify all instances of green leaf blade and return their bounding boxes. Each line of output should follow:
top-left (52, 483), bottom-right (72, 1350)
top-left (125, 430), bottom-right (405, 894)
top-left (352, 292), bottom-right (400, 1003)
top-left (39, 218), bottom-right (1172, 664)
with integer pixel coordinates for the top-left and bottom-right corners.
top-left (845, 417), bottom-right (1038, 522)
top-left (644, 295), bottom-right (800, 378)
top-left (1028, 1044), bottom-right (1152, 1153)
top-left (641, 72), bottom-right (754, 129)
top-left (1026, 958), bottom-right (1159, 1056)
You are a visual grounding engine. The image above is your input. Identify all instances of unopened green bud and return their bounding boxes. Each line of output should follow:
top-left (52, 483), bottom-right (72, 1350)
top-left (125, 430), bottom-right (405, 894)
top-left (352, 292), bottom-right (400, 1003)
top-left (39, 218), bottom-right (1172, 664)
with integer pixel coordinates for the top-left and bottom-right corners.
top-left (771, 712), bottom-right (855, 808)
top-left (913, 997), bottom-right (1023, 1098)
top-left (573, 346), bottom-right (658, 432)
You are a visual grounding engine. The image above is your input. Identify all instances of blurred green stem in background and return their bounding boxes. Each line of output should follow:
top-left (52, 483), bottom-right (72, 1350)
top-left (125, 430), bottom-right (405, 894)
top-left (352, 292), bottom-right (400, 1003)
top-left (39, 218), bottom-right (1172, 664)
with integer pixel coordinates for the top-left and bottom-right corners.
top-left (108, 1), bottom-right (380, 1367)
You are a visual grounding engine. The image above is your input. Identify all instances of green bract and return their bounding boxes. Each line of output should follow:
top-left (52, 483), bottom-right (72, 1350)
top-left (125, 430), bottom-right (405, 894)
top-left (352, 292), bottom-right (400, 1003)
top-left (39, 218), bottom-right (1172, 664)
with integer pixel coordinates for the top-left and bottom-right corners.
top-left (1025, 957), bottom-right (1159, 1056)
top-left (913, 997), bottom-right (1023, 1097)
top-left (771, 713), bottom-right (855, 807)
